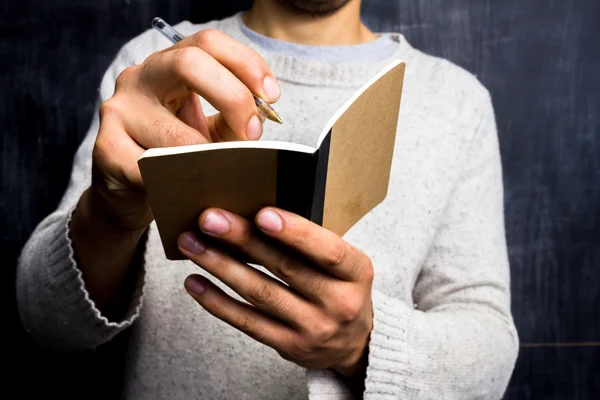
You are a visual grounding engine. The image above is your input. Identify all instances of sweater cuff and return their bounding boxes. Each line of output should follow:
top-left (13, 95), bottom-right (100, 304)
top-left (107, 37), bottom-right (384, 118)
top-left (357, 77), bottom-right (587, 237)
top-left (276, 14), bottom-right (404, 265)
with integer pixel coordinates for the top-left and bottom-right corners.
top-left (305, 290), bottom-right (422, 399)
top-left (363, 289), bottom-right (430, 399)
top-left (43, 206), bottom-right (146, 349)
top-left (306, 369), bottom-right (355, 400)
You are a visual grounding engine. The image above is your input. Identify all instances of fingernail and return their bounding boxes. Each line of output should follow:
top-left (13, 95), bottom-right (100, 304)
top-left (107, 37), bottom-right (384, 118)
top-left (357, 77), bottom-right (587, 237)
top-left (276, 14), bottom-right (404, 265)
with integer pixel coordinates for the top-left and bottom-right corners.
top-left (179, 232), bottom-right (206, 254)
top-left (247, 115), bottom-right (263, 140)
top-left (263, 76), bottom-right (280, 101)
top-left (202, 211), bottom-right (229, 235)
top-left (256, 210), bottom-right (283, 233)
top-left (185, 276), bottom-right (206, 295)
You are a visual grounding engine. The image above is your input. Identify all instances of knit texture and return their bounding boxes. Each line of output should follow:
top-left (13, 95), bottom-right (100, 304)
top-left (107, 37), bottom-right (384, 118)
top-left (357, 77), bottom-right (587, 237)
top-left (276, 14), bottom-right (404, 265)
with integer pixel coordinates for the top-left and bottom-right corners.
top-left (16, 13), bottom-right (519, 399)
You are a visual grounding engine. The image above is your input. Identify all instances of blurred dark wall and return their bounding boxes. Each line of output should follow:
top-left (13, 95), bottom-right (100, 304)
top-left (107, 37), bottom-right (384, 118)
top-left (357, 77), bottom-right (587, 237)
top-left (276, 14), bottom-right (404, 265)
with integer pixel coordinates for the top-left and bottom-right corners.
top-left (1, 0), bottom-right (598, 398)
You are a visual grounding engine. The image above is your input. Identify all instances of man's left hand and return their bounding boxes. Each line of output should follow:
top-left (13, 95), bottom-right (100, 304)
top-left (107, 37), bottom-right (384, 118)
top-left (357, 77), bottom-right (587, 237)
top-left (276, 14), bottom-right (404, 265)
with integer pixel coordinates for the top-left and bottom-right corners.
top-left (177, 207), bottom-right (375, 378)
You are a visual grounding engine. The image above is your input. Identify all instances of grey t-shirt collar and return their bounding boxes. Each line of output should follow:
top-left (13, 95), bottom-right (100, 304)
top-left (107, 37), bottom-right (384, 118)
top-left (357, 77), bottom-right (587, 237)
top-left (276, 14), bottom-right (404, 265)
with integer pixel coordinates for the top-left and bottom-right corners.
top-left (237, 12), bottom-right (399, 63)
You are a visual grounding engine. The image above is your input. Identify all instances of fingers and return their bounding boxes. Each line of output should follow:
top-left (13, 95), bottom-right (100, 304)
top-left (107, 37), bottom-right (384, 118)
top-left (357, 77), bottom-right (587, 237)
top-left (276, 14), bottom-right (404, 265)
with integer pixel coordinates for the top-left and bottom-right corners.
top-left (254, 208), bottom-right (372, 282)
top-left (139, 45), bottom-right (265, 141)
top-left (196, 209), bottom-right (336, 303)
top-left (177, 232), bottom-right (319, 328)
top-left (126, 102), bottom-right (210, 148)
top-left (92, 28), bottom-right (279, 233)
top-left (190, 29), bottom-right (280, 102)
top-left (107, 28), bottom-right (280, 148)
top-left (185, 274), bottom-right (297, 351)
top-left (162, 29), bottom-right (280, 103)
top-left (97, 97), bottom-right (208, 193)
top-left (205, 111), bottom-right (267, 143)
top-left (105, 28), bottom-right (279, 152)
top-left (95, 110), bottom-right (146, 189)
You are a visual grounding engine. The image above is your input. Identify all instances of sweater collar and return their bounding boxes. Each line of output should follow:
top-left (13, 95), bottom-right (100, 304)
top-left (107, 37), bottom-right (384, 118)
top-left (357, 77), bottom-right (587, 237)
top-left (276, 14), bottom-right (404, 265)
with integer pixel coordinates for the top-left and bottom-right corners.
top-left (179, 12), bottom-right (414, 89)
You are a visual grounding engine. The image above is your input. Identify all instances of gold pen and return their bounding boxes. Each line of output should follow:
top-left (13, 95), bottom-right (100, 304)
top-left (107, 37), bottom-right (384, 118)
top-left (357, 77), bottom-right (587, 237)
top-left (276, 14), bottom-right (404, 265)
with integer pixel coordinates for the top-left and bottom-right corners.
top-left (152, 17), bottom-right (283, 124)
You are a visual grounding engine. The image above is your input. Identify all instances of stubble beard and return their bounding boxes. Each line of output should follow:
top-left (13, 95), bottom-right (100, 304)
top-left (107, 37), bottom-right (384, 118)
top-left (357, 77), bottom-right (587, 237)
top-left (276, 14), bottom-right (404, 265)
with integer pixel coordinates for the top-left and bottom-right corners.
top-left (276, 0), bottom-right (353, 16)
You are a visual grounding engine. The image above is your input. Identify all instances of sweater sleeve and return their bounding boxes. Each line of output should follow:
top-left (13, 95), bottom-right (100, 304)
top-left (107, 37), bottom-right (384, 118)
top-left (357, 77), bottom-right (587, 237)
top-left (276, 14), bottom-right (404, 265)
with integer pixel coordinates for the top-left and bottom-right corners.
top-left (307, 94), bottom-right (519, 399)
top-left (15, 43), bottom-right (147, 351)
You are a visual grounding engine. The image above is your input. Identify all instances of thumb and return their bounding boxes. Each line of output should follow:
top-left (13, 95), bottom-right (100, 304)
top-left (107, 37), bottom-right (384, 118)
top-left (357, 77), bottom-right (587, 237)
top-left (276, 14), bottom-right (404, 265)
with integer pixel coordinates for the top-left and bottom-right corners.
top-left (206, 112), bottom-right (265, 143)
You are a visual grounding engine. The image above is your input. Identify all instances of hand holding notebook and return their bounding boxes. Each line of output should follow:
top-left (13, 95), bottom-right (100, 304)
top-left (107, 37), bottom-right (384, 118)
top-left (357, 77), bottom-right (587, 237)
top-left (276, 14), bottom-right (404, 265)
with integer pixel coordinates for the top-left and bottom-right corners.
top-left (139, 60), bottom-right (406, 259)
top-left (87, 28), bottom-right (282, 233)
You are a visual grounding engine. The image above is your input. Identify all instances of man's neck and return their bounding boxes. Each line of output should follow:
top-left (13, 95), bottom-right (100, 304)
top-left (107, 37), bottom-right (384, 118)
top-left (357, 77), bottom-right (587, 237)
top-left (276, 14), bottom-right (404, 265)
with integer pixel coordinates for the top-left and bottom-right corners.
top-left (243, 0), bottom-right (378, 46)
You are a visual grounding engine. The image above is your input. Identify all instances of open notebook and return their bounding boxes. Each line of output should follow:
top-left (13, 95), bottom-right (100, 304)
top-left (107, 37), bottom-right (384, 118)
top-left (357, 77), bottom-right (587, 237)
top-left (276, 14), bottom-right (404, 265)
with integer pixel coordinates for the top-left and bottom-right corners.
top-left (138, 60), bottom-right (406, 260)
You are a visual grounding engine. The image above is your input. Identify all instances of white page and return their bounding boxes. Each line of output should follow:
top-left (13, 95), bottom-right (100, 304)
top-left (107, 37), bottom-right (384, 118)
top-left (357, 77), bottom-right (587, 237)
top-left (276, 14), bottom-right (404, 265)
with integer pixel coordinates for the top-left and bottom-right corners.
top-left (139, 139), bottom-right (316, 160)
top-left (138, 59), bottom-right (404, 161)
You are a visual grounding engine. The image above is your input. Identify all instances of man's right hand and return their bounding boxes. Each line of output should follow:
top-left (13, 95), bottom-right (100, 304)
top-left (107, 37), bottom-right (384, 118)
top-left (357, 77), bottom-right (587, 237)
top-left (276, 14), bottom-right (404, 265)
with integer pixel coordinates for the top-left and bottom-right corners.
top-left (70, 29), bottom-right (280, 316)
top-left (91, 28), bottom-right (281, 232)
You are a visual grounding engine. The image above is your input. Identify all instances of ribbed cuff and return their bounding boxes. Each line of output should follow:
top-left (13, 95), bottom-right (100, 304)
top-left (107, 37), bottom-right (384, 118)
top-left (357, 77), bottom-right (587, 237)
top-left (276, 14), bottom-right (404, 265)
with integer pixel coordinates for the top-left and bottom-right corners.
top-left (305, 291), bottom-right (424, 400)
top-left (363, 290), bottom-right (431, 399)
top-left (41, 206), bottom-right (146, 349)
top-left (306, 369), bottom-right (354, 400)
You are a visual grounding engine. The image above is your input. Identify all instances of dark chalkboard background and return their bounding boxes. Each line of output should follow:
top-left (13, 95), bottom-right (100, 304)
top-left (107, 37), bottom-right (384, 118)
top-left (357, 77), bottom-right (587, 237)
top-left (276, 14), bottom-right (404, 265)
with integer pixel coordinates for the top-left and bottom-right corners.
top-left (2, 0), bottom-right (599, 398)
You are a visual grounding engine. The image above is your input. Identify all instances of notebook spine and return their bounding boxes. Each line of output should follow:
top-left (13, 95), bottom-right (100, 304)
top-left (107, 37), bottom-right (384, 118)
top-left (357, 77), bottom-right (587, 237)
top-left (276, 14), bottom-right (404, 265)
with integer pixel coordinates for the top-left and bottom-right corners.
top-left (308, 130), bottom-right (331, 226)
top-left (275, 149), bottom-right (317, 220)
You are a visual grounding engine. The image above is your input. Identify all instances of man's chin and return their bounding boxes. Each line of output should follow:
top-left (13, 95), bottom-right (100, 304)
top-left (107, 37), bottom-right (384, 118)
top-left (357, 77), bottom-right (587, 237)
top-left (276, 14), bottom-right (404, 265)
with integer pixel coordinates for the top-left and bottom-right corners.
top-left (276, 0), bottom-right (352, 16)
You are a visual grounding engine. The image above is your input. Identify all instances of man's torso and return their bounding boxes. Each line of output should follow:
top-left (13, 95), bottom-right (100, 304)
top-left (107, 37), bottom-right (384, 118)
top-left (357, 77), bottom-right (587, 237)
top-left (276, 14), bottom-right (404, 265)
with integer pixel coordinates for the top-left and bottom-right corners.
top-left (120, 15), bottom-right (488, 399)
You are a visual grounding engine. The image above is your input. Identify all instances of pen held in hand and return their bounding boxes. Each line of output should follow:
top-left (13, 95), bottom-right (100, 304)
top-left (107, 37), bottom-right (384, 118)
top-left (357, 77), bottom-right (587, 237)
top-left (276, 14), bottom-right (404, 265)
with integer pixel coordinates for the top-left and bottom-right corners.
top-left (152, 17), bottom-right (283, 124)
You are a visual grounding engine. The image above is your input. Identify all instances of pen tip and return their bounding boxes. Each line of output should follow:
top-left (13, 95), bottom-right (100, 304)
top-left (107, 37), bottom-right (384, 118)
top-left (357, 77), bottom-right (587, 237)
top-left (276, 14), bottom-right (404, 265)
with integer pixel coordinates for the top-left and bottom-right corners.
top-left (266, 109), bottom-right (283, 124)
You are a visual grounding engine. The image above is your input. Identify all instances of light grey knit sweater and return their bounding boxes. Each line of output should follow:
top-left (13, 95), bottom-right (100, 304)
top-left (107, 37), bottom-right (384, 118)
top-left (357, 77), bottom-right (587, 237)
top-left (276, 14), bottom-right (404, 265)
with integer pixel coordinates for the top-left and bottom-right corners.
top-left (16, 13), bottom-right (519, 400)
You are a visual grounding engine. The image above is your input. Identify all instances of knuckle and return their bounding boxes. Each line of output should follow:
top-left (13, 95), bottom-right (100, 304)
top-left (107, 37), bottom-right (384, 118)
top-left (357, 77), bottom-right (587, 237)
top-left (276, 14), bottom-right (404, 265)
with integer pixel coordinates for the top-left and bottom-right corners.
top-left (172, 47), bottom-right (202, 74)
top-left (229, 85), bottom-right (253, 109)
top-left (275, 253), bottom-right (296, 281)
top-left (239, 314), bottom-right (257, 334)
top-left (237, 49), bottom-right (268, 81)
top-left (308, 276), bottom-right (324, 295)
top-left (287, 336), bottom-right (312, 360)
top-left (139, 53), bottom-right (158, 79)
top-left (245, 50), bottom-right (266, 71)
top-left (291, 228), bottom-right (310, 247)
top-left (361, 257), bottom-right (375, 283)
top-left (337, 298), bottom-right (362, 323)
top-left (194, 28), bottom-right (220, 47)
top-left (239, 227), bottom-right (255, 250)
top-left (311, 319), bottom-right (337, 343)
top-left (212, 254), bottom-right (230, 272)
top-left (240, 50), bottom-right (258, 69)
top-left (99, 98), bottom-right (121, 120)
top-left (114, 65), bottom-right (138, 90)
top-left (323, 242), bottom-right (347, 268)
top-left (249, 282), bottom-right (276, 307)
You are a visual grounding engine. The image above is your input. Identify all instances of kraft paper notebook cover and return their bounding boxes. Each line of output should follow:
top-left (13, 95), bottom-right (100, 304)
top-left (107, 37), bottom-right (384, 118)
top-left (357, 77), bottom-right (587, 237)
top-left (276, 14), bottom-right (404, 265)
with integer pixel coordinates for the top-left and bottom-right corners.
top-left (138, 60), bottom-right (406, 260)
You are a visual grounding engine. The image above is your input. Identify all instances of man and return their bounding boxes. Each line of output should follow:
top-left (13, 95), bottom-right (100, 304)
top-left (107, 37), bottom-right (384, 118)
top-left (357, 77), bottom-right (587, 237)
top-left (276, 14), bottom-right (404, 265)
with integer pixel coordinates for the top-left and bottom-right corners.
top-left (16, 0), bottom-right (519, 398)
